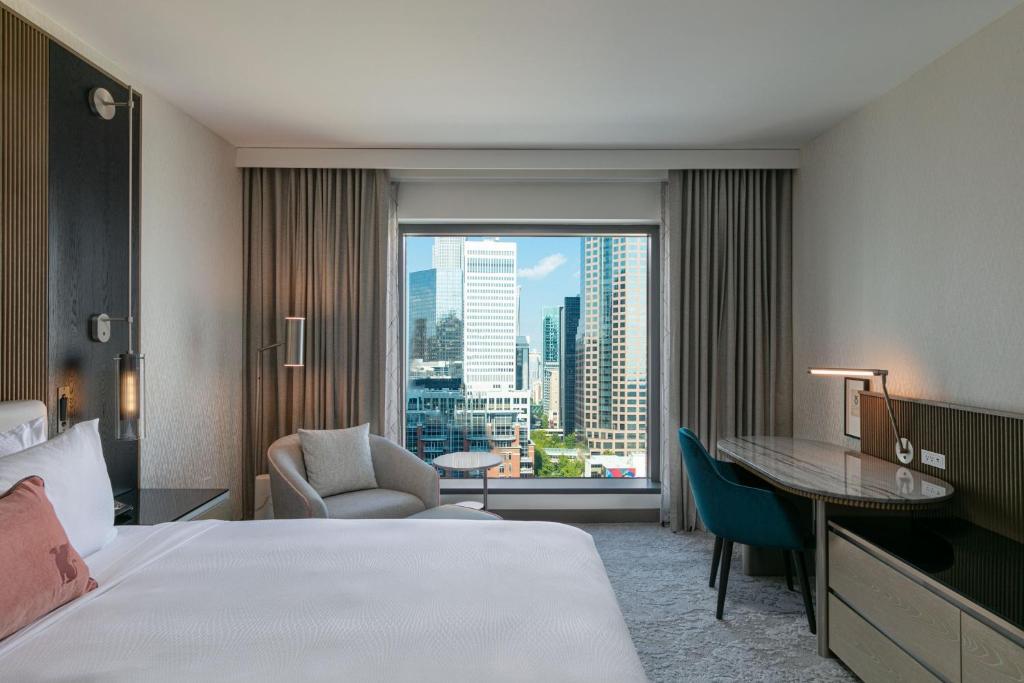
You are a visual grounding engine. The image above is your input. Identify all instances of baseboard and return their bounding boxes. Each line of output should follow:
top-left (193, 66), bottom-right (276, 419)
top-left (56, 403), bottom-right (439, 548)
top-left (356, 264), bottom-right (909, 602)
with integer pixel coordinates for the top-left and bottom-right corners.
top-left (494, 508), bottom-right (660, 523)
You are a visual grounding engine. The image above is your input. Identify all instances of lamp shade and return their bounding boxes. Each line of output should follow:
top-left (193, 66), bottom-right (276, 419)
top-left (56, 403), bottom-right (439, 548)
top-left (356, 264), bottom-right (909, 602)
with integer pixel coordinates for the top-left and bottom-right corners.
top-left (807, 368), bottom-right (886, 377)
top-left (114, 351), bottom-right (145, 440)
top-left (284, 317), bottom-right (305, 367)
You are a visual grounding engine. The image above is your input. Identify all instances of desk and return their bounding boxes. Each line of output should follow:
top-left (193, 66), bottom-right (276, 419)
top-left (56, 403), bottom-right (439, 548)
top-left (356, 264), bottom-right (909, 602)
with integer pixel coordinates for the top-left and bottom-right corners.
top-left (717, 436), bottom-right (954, 657)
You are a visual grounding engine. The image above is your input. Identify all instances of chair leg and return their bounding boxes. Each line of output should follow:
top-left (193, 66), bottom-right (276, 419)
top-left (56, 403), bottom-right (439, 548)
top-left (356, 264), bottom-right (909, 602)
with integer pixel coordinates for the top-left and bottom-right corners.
top-left (783, 550), bottom-right (794, 591)
top-left (793, 550), bottom-right (817, 635)
top-left (710, 536), bottom-right (723, 588)
top-left (716, 540), bottom-right (734, 620)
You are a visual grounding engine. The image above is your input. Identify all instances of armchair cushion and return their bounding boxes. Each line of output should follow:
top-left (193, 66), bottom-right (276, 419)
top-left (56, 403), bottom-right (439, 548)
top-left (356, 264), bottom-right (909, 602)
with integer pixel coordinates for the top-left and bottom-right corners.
top-left (324, 489), bottom-right (426, 519)
top-left (298, 424), bottom-right (377, 497)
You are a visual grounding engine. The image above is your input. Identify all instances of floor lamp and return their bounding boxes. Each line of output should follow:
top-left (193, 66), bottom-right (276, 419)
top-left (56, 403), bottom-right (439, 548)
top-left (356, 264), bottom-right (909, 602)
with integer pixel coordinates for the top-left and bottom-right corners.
top-left (255, 317), bottom-right (306, 471)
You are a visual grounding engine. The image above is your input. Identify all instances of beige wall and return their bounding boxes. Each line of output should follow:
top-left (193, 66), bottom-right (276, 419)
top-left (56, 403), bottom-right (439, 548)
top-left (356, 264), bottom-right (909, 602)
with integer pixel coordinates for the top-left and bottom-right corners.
top-left (794, 5), bottom-right (1024, 447)
top-left (138, 92), bottom-right (243, 517)
top-left (9, 0), bottom-right (245, 516)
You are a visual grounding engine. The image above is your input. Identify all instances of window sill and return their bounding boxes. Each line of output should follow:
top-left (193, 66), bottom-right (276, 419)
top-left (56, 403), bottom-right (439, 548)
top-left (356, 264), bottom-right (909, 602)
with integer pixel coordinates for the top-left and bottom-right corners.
top-left (439, 477), bottom-right (660, 495)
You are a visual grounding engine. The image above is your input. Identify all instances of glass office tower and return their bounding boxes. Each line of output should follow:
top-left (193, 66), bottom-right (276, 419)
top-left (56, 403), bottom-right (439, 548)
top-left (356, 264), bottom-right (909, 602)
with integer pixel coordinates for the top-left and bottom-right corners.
top-left (577, 236), bottom-right (648, 457)
top-left (559, 295), bottom-right (580, 435)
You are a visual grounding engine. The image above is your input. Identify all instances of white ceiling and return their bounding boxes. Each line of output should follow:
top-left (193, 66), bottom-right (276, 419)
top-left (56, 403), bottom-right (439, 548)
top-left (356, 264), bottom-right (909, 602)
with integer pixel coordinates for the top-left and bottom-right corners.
top-left (31, 0), bottom-right (1021, 148)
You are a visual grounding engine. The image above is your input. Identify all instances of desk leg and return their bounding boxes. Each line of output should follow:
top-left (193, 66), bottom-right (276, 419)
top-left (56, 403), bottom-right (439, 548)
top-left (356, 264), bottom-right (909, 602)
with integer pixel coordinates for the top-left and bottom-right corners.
top-left (482, 473), bottom-right (489, 510)
top-left (815, 499), bottom-right (830, 657)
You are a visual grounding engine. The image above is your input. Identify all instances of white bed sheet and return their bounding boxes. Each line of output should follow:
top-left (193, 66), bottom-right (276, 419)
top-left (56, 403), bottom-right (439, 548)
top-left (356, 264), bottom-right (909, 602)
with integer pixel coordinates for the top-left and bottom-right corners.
top-left (0, 519), bottom-right (647, 682)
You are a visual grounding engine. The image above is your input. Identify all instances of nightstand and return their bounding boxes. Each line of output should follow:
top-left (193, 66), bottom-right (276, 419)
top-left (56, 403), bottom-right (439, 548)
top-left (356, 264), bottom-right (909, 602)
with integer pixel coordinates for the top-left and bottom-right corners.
top-left (115, 488), bottom-right (231, 525)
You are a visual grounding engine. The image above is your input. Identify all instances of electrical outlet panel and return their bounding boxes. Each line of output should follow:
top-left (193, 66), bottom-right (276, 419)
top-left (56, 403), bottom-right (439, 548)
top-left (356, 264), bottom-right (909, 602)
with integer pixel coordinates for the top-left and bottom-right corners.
top-left (921, 449), bottom-right (946, 470)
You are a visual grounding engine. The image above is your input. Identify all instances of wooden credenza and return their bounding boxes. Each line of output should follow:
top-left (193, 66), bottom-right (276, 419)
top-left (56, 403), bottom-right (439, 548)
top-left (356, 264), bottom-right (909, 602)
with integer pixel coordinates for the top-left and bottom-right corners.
top-left (828, 523), bottom-right (1024, 682)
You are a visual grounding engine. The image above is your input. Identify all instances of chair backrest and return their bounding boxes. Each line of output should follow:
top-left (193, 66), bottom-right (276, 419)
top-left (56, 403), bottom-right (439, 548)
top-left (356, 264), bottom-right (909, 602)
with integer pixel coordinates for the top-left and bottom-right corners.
top-left (267, 434), bottom-right (308, 481)
top-left (678, 427), bottom-right (730, 536)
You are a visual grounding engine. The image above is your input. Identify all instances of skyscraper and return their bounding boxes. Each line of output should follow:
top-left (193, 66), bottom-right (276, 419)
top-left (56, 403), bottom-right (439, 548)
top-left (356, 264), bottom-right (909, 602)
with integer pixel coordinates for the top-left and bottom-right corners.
top-left (559, 296), bottom-right (580, 435)
top-left (577, 236), bottom-right (648, 457)
top-left (541, 306), bottom-right (561, 421)
top-left (408, 269), bottom-right (438, 363)
top-left (432, 236), bottom-right (464, 270)
top-left (407, 267), bottom-right (463, 378)
top-left (515, 335), bottom-right (530, 391)
top-left (463, 240), bottom-right (517, 392)
top-left (542, 306), bottom-right (560, 365)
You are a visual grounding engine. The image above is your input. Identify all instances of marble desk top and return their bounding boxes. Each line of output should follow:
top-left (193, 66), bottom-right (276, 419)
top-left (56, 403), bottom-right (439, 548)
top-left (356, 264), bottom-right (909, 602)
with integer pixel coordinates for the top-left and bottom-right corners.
top-left (717, 436), bottom-right (955, 508)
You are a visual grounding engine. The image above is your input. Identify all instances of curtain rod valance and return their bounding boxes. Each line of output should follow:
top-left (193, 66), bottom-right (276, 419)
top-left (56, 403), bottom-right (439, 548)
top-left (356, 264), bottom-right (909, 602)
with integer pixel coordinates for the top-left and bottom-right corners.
top-left (235, 148), bottom-right (800, 171)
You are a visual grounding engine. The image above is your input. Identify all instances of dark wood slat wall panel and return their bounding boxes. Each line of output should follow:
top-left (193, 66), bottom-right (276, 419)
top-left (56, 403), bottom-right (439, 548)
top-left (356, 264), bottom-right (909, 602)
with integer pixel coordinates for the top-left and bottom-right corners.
top-left (48, 41), bottom-right (140, 493)
top-left (0, 7), bottom-right (48, 403)
top-left (862, 393), bottom-right (1024, 542)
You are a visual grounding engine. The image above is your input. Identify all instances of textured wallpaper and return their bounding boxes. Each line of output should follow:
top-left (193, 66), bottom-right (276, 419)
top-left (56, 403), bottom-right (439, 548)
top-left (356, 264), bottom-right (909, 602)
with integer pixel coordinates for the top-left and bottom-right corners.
top-left (794, 5), bottom-right (1024, 445)
top-left (138, 92), bottom-right (244, 518)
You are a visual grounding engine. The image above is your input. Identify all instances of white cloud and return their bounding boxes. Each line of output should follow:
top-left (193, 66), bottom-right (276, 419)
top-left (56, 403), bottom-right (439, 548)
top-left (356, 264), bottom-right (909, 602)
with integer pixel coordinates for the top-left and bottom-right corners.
top-left (518, 253), bottom-right (567, 280)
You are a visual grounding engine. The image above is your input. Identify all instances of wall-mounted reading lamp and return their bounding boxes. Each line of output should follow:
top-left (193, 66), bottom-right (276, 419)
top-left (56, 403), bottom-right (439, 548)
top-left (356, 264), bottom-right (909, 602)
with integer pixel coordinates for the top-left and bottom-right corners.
top-left (87, 85), bottom-right (145, 441)
top-left (808, 368), bottom-right (914, 464)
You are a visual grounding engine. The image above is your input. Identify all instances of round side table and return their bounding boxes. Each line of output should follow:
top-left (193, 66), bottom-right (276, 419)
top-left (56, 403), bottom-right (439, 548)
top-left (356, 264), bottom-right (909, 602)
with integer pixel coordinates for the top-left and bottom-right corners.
top-left (431, 451), bottom-right (504, 510)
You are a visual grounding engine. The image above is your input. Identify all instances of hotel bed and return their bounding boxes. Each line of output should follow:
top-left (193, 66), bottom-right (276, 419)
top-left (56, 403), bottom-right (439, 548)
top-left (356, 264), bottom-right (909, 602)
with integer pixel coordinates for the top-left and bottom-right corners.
top-left (0, 517), bottom-right (646, 682)
top-left (0, 399), bottom-right (644, 681)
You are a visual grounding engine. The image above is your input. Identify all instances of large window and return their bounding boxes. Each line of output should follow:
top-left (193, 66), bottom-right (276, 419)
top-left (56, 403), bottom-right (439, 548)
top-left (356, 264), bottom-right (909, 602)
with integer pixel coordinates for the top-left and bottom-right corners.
top-left (402, 227), bottom-right (656, 480)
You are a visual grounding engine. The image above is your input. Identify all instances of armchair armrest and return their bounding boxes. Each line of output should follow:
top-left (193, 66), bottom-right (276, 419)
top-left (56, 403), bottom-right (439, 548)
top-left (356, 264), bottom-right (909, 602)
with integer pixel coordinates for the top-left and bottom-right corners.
top-left (267, 434), bottom-right (328, 519)
top-left (368, 435), bottom-right (440, 509)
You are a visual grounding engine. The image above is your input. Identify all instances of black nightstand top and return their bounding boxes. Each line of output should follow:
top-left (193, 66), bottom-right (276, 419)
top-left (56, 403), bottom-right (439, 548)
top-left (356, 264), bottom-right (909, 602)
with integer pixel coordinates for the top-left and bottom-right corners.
top-left (115, 488), bottom-right (229, 526)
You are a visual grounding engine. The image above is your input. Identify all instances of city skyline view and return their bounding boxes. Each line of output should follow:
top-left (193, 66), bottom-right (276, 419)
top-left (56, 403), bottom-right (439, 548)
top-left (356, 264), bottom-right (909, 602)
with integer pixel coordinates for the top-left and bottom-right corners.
top-left (405, 234), bottom-right (649, 479)
top-left (406, 236), bottom-right (581, 356)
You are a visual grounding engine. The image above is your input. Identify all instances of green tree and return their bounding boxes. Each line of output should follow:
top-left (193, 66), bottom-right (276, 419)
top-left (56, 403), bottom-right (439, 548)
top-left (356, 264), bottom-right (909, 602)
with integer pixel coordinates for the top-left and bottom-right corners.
top-left (553, 456), bottom-right (584, 477)
top-left (533, 447), bottom-right (551, 477)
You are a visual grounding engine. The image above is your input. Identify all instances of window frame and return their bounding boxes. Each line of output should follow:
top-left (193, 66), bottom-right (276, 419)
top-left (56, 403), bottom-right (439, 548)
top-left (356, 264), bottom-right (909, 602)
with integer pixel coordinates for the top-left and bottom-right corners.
top-left (398, 223), bottom-right (662, 486)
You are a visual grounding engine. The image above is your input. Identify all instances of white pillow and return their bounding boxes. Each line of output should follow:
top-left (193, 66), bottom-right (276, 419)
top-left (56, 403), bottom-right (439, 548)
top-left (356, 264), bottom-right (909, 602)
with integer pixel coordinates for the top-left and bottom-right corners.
top-left (0, 419), bottom-right (116, 557)
top-left (0, 416), bottom-right (47, 456)
top-left (298, 423), bottom-right (378, 497)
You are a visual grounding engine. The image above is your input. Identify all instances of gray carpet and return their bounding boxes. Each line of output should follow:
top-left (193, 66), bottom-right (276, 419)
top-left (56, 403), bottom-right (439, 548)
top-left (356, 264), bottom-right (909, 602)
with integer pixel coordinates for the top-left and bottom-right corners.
top-left (577, 523), bottom-right (856, 682)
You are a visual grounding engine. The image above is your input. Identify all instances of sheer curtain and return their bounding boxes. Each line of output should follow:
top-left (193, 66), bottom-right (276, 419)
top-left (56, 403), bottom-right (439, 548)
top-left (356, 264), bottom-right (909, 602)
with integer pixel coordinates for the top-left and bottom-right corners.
top-left (242, 168), bottom-right (400, 517)
top-left (661, 169), bottom-right (793, 531)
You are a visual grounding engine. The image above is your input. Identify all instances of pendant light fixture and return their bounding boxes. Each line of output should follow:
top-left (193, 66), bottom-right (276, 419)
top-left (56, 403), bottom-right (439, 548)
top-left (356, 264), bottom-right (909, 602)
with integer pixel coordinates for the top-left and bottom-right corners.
top-left (88, 84), bottom-right (145, 441)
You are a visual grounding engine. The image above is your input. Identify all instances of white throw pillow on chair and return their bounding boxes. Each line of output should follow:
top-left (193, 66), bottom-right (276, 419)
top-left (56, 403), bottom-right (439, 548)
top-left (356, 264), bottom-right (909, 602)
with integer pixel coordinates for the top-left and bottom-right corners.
top-left (298, 423), bottom-right (378, 497)
top-left (0, 419), bottom-right (116, 557)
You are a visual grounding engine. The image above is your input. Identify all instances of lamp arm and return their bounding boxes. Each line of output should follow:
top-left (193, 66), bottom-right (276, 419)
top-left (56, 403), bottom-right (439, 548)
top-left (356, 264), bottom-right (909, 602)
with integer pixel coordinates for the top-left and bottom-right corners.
top-left (880, 373), bottom-right (908, 452)
top-left (258, 341), bottom-right (285, 353)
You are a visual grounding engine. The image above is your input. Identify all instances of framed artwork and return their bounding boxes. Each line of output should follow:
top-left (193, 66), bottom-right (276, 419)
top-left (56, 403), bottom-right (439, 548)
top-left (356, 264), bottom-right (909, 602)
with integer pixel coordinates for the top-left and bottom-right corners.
top-left (844, 377), bottom-right (869, 439)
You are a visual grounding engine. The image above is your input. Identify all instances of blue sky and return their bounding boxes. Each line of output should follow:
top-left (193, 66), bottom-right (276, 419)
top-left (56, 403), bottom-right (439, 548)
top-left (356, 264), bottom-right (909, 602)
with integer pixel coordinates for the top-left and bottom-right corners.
top-left (406, 236), bottom-right (582, 351)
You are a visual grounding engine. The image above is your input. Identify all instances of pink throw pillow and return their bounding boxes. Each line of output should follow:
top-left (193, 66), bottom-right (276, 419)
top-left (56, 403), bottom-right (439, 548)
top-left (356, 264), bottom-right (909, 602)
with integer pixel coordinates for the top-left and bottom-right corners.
top-left (0, 476), bottom-right (98, 640)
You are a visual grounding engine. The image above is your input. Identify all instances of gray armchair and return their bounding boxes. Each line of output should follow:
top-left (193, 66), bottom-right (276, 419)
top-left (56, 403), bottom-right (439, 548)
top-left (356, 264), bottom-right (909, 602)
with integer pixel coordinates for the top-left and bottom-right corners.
top-left (268, 433), bottom-right (441, 520)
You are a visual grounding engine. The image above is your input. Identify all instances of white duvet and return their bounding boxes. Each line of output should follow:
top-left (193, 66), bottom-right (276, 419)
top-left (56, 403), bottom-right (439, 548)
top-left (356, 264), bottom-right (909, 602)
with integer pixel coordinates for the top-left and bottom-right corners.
top-left (0, 519), bottom-right (647, 682)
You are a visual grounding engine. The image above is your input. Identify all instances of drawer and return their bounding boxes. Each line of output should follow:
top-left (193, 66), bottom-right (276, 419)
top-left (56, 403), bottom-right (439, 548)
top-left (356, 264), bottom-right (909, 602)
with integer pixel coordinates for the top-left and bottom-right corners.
top-left (962, 613), bottom-right (1024, 682)
top-left (829, 595), bottom-right (939, 683)
top-left (829, 531), bottom-right (960, 682)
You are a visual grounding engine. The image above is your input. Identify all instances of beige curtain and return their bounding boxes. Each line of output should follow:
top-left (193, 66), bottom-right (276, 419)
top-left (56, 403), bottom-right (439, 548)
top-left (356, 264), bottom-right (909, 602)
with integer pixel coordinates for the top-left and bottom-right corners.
top-left (242, 168), bottom-right (400, 517)
top-left (661, 169), bottom-right (793, 532)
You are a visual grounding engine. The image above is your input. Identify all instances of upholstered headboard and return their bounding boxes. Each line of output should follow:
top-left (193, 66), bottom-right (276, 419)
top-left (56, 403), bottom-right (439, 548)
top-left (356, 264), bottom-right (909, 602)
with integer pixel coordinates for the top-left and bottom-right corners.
top-left (0, 400), bottom-right (47, 433)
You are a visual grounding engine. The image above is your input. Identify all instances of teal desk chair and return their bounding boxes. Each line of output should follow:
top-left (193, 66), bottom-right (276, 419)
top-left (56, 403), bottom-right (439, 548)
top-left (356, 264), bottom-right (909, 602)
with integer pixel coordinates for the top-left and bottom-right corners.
top-left (678, 428), bottom-right (816, 633)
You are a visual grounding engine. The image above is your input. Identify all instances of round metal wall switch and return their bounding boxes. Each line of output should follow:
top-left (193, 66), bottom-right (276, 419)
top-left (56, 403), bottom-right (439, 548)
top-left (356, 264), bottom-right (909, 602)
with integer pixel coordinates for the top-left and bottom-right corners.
top-left (895, 439), bottom-right (915, 464)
